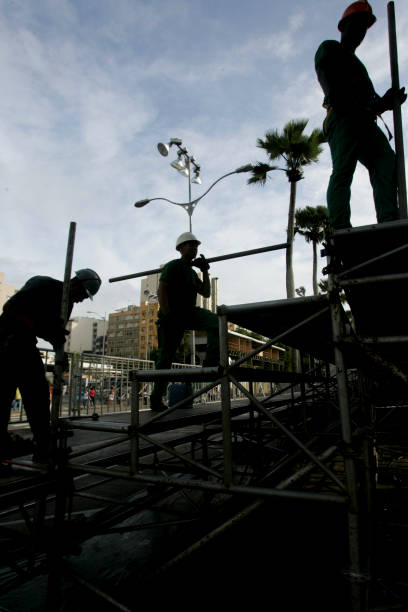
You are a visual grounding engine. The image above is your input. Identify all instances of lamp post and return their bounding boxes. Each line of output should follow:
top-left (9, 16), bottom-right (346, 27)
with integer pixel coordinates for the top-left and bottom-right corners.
top-left (143, 290), bottom-right (158, 362)
top-left (135, 158), bottom-right (253, 366)
top-left (156, 138), bottom-right (202, 231)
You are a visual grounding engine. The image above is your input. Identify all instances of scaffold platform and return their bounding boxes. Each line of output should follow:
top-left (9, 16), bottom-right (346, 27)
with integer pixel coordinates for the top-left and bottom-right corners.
top-left (2, 219), bottom-right (408, 612)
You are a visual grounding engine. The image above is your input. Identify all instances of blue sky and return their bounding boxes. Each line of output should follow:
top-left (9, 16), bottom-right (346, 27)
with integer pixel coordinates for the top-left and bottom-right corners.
top-left (1, 0), bottom-right (407, 318)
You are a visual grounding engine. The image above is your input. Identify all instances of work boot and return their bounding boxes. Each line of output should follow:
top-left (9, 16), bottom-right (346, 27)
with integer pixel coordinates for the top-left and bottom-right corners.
top-left (149, 395), bottom-right (167, 412)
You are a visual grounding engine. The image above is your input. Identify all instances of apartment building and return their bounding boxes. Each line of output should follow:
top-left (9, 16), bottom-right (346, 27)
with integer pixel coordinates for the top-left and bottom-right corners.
top-left (65, 317), bottom-right (108, 354)
top-left (138, 299), bottom-right (159, 360)
top-left (105, 306), bottom-right (141, 359)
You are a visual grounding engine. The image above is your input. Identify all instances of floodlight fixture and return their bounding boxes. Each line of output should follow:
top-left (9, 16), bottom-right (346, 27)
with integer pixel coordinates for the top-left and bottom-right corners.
top-left (157, 142), bottom-right (170, 156)
top-left (192, 166), bottom-right (201, 184)
top-left (170, 153), bottom-right (186, 171)
top-left (157, 137), bottom-right (183, 157)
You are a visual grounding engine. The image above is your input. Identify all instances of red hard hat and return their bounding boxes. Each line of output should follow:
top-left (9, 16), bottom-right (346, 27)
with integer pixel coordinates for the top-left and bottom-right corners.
top-left (338, 1), bottom-right (376, 32)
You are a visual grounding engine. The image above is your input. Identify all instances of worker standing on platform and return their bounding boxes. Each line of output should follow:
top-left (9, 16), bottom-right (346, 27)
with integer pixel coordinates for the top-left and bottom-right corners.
top-left (315, 1), bottom-right (406, 229)
top-left (150, 233), bottom-right (219, 412)
top-left (0, 269), bottom-right (101, 463)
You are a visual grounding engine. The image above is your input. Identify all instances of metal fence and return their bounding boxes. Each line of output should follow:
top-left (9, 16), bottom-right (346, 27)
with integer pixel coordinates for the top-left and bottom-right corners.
top-left (9, 350), bottom-right (265, 424)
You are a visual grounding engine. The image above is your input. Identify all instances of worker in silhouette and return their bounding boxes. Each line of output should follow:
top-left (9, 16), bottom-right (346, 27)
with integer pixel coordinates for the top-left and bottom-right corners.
top-left (315, 0), bottom-right (406, 229)
top-left (150, 232), bottom-right (219, 412)
top-left (0, 269), bottom-right (102, 464)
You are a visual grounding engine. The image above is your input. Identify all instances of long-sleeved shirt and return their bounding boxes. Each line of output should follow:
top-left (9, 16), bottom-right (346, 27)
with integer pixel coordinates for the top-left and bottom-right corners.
top-left (0, 276), bottom-right (72, 347)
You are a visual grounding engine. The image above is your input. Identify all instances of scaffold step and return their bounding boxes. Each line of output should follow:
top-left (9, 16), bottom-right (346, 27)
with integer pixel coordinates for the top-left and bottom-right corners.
top-left (332, 220), bottom-right (408, 338)
top-left (218, 295), bottom-right (334, 362)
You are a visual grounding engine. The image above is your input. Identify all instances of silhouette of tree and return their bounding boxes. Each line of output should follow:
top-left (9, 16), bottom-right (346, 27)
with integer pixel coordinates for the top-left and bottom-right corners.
top-left (248, 119), bottom-right (324, 298)
top-left (295, 205), bottom-right (328, 295)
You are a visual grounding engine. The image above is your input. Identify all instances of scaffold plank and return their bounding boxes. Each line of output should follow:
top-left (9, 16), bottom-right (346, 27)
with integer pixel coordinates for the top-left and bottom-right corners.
top-left (218, 295), bottom-right (335, 362)
top-left (332, 219), bottom-right (408, 339)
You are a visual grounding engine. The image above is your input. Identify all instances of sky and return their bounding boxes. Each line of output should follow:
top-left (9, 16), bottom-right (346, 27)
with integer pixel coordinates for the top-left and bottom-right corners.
top-left (1, 0), bottom-right (407, 320)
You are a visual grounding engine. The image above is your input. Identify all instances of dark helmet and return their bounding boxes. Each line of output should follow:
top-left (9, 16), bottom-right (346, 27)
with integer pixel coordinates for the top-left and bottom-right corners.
top-left (75, 269), bottom-right (101, 300)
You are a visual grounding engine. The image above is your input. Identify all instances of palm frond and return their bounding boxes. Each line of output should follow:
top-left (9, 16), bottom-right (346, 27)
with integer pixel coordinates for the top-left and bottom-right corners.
top-left (247, 162), bottom-right (278, 185)
top-left (295, 205), bottom-right (328, 242)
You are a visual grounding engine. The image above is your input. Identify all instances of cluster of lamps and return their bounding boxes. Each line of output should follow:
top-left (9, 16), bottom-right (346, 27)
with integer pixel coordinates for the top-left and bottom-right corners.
top-left (157, 138), bottom-right (202, 185)
top-left (134, 137), bottom-right (253, 233)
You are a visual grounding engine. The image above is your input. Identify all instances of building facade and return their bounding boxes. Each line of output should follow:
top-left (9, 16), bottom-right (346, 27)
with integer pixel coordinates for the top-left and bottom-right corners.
top-left (138, 299), bottom-right (159, 360)
top-left (0, 272), bottom-right (17, 313)
top-left (105, 306), bottom-right (141, 358)
top-left (65, 317), bottom-right (108, 354)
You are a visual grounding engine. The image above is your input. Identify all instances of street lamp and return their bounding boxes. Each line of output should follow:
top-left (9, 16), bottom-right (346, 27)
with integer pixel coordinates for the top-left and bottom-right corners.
top-left (134, 162), bottom-right (253, 228)
top-left (157, 138), bottom-right (201, 231)
top-left (135, 137), bottom-right (252, 231)
top-left (135, 158), bottom-right (253, 366)
top-left (143, 290), bottom-right (157, 362)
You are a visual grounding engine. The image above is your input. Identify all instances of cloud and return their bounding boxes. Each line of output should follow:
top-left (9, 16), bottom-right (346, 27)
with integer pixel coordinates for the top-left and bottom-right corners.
top-left (0, 0), bottom-right (407, 320)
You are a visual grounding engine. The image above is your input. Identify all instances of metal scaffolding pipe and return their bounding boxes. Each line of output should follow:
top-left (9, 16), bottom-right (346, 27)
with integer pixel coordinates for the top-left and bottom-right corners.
top-left (219, 314), bottom-right (233, 486)
top-left (130, 379), bottom-right (140, 474)
top-left (388, 1), bottom-right (407, 218)
top-left (228, 374), bottom-right (346, 491)
top-left (358, 335), bottom-right (408, 344)
top-left (51, 222), bottom-right (76, 428)
top-left (327, 250), bottom-right (366, 612)
top-left (137, 431), bottom-right (222, 479)
top-left (66, 461), bottom-right (346, 504)
top-left (131, 366), bottom-right (219, 381)
top-left (108, 242), bottom-right (288, 283)
top-left (339, 271), bottom-right (408, 287)
top-left (63, 564), bottom-right (132, 612)
top-left (336, 241), bottom-right (408, 280)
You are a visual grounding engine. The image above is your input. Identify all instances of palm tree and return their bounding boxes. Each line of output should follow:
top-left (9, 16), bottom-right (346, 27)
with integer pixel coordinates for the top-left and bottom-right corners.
top-left (248, 120), bottom-right (324, 299)
top-left (295, 205), bottom-right (328, 295)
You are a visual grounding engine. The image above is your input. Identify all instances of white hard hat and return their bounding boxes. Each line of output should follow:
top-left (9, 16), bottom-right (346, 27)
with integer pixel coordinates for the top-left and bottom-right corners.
top-left (175, 232), bottom-right (201, 251)
top-left (75, 268), bottom-right (102, 300)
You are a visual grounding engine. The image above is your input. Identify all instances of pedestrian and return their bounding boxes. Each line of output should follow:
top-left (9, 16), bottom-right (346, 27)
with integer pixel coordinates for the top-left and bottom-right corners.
top-left (150, 232), bottom-right (219, 411)
top-left (315, 1), bottom-right (407, 229)
top-left (82, 387), bottom-right (89, 410)
top-left (89, 386), bottom-right (96, 407)
top-left (0, 268), bottom-right (102, 463)
top-left (12, 388), bottom-right (21, 411)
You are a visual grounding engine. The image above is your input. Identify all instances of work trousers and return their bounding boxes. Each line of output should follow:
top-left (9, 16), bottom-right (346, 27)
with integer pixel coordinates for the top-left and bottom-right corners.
top-left (0, 334), bottom-right (50, 456)
top-left (326, 111), bottom-right (398, 229)
top-left (151, 307), bottom-right (220, 401)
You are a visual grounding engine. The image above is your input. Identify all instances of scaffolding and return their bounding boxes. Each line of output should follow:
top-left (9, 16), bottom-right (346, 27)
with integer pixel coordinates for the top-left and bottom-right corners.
top-left (1, 222), bottom-right (408, 611)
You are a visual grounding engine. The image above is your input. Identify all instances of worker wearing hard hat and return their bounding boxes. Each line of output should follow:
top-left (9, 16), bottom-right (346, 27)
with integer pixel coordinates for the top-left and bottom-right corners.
top-left (0, 269), bottom-right (102, 465)
top-left (315, 1), bottom-right (406, 229)
top-left (150, 232), bottom-right (219, 412)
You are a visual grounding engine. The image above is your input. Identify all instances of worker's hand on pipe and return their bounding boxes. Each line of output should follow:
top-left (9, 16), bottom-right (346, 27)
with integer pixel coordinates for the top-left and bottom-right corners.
top-left (192, 254), bottom-right (210, 272)
top-left (381, 86), bottom-right (407, 111)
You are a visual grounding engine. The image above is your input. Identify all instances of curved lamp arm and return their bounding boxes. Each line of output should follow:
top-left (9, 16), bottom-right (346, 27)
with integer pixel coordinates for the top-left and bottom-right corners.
top-left (134, 164), bottom-right (254, 210)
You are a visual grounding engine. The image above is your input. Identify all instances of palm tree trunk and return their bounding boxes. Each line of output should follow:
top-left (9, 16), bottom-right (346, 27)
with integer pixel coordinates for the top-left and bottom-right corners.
top-left (312, 239), bottom-right (318, 295)
top-left (286, 180), bottom-right (296, 299)
top-left (286, 179), bottom-right (299, 374)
